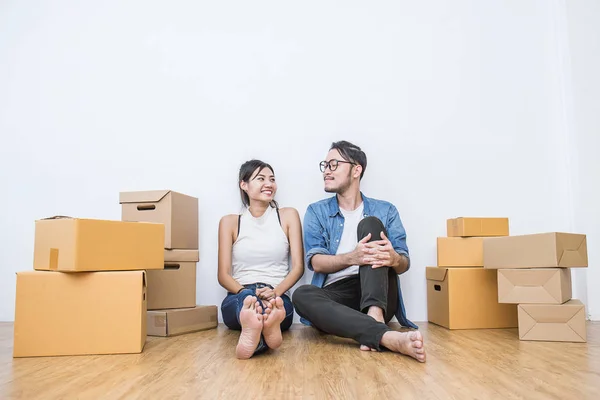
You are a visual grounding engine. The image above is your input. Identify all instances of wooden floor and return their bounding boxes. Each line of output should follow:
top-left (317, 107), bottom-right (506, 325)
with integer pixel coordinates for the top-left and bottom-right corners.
top-left (1, 321), bottom-right (599, 399)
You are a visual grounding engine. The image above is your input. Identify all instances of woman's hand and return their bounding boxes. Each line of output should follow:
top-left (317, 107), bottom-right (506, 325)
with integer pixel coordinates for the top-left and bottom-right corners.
top-left (256, 287), bottom-right (276, 301)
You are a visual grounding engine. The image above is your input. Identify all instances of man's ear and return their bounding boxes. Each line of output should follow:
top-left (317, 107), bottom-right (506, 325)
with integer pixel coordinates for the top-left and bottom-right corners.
top-left (353, 165), bottom-right (362, 179)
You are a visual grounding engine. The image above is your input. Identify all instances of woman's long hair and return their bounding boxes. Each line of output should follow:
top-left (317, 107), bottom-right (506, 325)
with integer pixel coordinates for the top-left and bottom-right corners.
top-left (239, 159), bottom-right (279, 209)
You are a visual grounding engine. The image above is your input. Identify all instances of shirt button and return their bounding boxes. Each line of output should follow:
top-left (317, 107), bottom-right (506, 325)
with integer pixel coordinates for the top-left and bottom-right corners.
top-left (340, 223), bottom-right (343, 226)
top-left (336, 239), bottom-right (339, 242)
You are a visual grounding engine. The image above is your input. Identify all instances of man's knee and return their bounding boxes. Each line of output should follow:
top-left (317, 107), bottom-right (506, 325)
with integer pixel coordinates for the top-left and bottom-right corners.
top-left (292, 284), bottom-right (316, 308)
top-left (358, 216), bottom-right (386, 241)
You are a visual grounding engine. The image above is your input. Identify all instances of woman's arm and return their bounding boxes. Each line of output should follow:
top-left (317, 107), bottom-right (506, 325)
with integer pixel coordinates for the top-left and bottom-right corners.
top-left (217, 214), bottom-right (245, 294)
top-left (274, 207), bottom-right (305, 297)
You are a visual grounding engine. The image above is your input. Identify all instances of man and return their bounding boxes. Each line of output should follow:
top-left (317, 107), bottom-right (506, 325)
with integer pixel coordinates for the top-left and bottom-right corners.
top-left (292, 140), bottom-right (425, 362)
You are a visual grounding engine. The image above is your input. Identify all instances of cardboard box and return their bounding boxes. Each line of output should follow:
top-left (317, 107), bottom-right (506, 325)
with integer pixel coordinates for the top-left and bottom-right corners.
top-left (34, 217), bottom-right (164, 272)
top-left (518, 300), bottom-right (586, 342)
top-left (164, 249), bottom-right (199, 263)
top-left (483, 232), bottom-right (587, 269)
top-left (498, 268), bottom-right (572, 304)
top-left (437, 237), bottom-right (484, 267)
top-left (447, 217), bottom-right (509, 237)
top-left (147, 306), bottom-right (218, 337)
top-left (426, 267), bottom-right (518, 329)
top-left (147, 262), bottom-right (196, 310)
top-left (120, 190), bottom-right (198, 250)
top-left (14, 271), bottom-right (146, 357)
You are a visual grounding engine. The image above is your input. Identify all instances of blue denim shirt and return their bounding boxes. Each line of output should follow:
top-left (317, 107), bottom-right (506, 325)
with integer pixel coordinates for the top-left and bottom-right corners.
top-left (301, 193), bottom-right (417, 329)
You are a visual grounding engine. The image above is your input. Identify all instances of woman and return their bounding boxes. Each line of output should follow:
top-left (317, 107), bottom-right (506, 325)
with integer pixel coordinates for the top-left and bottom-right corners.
top-left (218, 159), bottom-right (304, 359)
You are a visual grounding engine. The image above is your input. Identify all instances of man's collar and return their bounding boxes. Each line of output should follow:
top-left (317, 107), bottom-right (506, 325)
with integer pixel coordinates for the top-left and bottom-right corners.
top-left (327, 192), bottom-right (371, 217)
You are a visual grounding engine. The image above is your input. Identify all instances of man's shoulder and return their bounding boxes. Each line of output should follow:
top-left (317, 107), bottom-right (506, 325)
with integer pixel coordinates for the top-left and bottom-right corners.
top-left (364, 194), bottom-right (396, 211)
top-left (307, 196), bottom-right (336, 211)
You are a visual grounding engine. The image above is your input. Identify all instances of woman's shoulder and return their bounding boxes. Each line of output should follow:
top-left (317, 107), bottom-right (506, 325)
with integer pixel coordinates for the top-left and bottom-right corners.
top-left (219, 214), bottom-right (239, 229)
top-left (277, 207), bottom-right (300, 220)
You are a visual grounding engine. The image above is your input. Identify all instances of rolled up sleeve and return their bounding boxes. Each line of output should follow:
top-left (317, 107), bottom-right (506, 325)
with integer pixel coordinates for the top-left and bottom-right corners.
top-left (386, 204), bottom-right (410, 272)
top-left (303, 205), bottom-right (330, 271)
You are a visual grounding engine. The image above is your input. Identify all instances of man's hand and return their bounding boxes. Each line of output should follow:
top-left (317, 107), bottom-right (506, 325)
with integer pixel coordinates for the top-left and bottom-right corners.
top-left (256, 287), bottom-right (276, 301)
top-left (364, 232), bottom-right (400, 268)
top-left (350, 233), bottom-right (372, 266)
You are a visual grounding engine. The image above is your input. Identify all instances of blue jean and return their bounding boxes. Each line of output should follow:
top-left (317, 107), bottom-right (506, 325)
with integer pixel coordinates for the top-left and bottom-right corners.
top-left (221, 283), bottom-right (294, 355)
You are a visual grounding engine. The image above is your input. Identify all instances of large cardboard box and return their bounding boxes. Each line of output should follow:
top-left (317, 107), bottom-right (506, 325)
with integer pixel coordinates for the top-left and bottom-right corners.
top-left (437, 237), bottom-right (484, 267)
top-left (498, 268), bottom-right (572, 304)
top-left (120, 190), bottom-right (198, 250)
top-left (447, 217), bottom-right (509, 237)
top-left (34, 217), bottom-right (164, 272)
top-left (14, 271), bottom-right (147, 357)
top-left (518, 300), bottom-right (586, 342)
top-left (147, 306), bottom-right (218, 337)
top-left (426, 267), bottom-right (518, 329)
top-left (483, 232), bottom-right (587, 269)
top-left (164, 249), bottom-right (199, 263)
top-left (147, 261), bottom-right (196, 310)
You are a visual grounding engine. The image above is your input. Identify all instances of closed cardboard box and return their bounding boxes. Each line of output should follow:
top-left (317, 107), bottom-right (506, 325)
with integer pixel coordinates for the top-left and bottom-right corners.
top-left (120, 190), bottom-right (198, 250)
top-left (34, 217), bottom-right (164, 272)
top-left (447, 217), bottom-right (509, 237)
top-left (498, 268), bottom-right (572, 304)
top-left (14, 271), bottom-right (147, 357)
top-left (518, 300), bottom-right (586, 342)
top-left (483, 233), bottom-right (587, 269)
top-left (437, 237), bottom-right (484, 267)
top-left (164, 249), bottom-right (199, 263)
top-left (148, 306), bottom-right (218, 337)
top-left (147, 262), bottom-right (196, 310)
top-left (426, 267), bottom-right (518, 329)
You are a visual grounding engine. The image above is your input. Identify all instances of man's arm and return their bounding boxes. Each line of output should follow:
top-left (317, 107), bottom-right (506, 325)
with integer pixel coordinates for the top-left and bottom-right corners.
top-left (311, 234), bottom-right (372, 274)
top-left (367, 205), bottom-right (410, 275)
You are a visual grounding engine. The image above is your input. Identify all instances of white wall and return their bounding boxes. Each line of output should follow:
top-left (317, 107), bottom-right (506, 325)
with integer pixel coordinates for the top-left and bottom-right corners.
top-left (565, 0), bottom-right (600, 320)
top-left (0, 1), bottom-right (589, 322)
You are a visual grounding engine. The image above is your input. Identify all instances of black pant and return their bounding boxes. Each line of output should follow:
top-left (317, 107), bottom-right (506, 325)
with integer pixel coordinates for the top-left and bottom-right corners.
top-left (293, 217), bottom-right (399, 350)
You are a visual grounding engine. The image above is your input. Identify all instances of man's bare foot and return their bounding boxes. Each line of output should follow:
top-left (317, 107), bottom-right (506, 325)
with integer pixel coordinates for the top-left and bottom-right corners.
top-left (235, 296), bottom-right (263, 359)
top-left (263, 297), bottom-right (286, 349)
top-left (361, 306), bottom-right (385, 352)
top-left (380, 330), bottom-right (426, 363)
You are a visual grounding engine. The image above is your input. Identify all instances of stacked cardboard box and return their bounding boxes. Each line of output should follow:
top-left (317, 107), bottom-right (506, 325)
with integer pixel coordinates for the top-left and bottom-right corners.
top-left (14, 217), bottom-right (165, 357)
top-left (427, 217), bottom-right (519, 329)
top-left (484, 233), bottom-right (588, 342)
top-left (120, 190), bottom-right (217, 337)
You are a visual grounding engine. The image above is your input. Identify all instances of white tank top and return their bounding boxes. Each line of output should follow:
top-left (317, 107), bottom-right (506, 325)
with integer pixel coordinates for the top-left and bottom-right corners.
top-left (231, 206), bottom-right (290, 288)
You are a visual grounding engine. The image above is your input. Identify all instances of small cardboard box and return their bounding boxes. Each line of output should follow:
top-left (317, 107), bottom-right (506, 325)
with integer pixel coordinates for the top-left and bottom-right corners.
top-left (148, 306), bottom-right (218, 337)
top-left (14, 271), bottom-right (147, 357)
top-left (34, 217), bottom-right (164, 272)
top-left (498, 268), bottom-right (572, 304)
top-left (447, 217), bottom-right (509, 237)
top-left (518, 300), bottom-right (586, 342)
top-left (483, 232), bottom-right (587, 269)
top-left (164, 249), bottom-right (199, 263)
top-left (437, 237), bottom-right (484, 267)
top-left (147, 262), bottom-right (196, 310)
top-left (120, 190), bottom-right (198, 250)
top-left (426, 267), bottom-right (518, 329)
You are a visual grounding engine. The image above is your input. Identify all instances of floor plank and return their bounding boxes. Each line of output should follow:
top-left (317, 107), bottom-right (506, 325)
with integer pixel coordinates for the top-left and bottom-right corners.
top-left (1, 321), bottom-right (599, 399)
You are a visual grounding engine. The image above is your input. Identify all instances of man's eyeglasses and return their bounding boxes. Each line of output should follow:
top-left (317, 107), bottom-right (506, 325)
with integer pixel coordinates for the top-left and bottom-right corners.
top-left (319, 159), bottom-right (356, 172)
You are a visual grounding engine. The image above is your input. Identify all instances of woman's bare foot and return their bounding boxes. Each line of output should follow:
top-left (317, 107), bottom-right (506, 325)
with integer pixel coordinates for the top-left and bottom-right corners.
top-left (380, 330), bottom-right (426, 363)
top-left (235, 296), bottom-right (264, 359)
top-left (263, 297), bottom-right (286, 349)
top-left (361, 306), bottom-right (385, 352)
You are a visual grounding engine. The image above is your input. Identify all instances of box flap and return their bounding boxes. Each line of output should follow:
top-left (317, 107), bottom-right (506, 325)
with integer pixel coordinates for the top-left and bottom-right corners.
top-left (518, 305), bottom-right (537, 338)
top-left (119, 190), bottom-right (171, 204)
top-left (426, 267), bottom-right (447, 282)
top-left (519, 300), bottom-right (583, 323)
top-left (164, 249), bottom-right (199, 262)
top-left (556, 233), bottom-right (588, 267)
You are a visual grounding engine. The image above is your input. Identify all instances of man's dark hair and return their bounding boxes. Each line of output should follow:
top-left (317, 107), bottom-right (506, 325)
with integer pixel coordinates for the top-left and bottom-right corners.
top-left (330, 140), bottom-right (367, 179)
